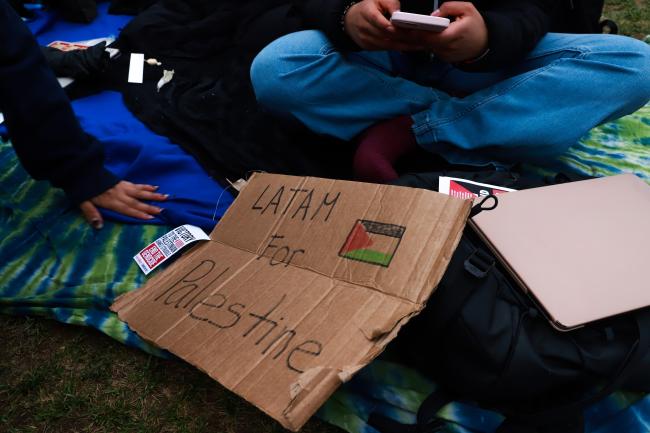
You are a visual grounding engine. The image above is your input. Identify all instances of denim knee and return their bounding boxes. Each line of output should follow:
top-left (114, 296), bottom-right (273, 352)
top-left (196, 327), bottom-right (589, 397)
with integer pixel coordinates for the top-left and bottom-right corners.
top-left (250, 30), bottom-right (332, 113)
top-left (589, 35), bottom-right (650, 104)
top-left (625, 38), bottom-right (650, 101)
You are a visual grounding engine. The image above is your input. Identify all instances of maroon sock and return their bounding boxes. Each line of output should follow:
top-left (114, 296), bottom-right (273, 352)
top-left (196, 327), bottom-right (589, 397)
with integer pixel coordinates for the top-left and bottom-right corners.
top-left (353, 115), bottom-right (416, 183)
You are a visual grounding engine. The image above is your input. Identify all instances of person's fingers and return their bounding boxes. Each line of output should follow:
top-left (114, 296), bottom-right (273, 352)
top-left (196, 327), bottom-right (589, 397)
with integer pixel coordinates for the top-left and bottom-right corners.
top-left (112, 204), bottom-right (157, 220)
top-left (110, 182), bottom-right (165, 201)
top-left (379, 0), bottom-right (401, 14)
top-left (356, 16), bottom-right (419, 49)
top-left (124, 196), bottom-right (164, 216)
top-left (103, 196), bottom-right (158, 219)
top-left (131, 189), bottom-right (169, 202)
top-left (115, 183), bottom-right (167, 201)
top-left (135, 184), bottom-right (160, 192)
top-left (79, 201), bottom-right (104, 229)
top-left (436, 1), bottom-right (473, 17)
top-left (86, 180), bottom-right (169, 222)
top-left (364, 5), bottom-right (393, 34)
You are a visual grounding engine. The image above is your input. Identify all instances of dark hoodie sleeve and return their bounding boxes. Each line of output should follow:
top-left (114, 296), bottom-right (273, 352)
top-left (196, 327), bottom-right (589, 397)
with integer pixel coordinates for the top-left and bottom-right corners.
top-left (0, 0), bottom-right (119, 204)
top-left (298, 0), bottom-right (362, 50)
top-left (467, 0), bottom-right (556, 70)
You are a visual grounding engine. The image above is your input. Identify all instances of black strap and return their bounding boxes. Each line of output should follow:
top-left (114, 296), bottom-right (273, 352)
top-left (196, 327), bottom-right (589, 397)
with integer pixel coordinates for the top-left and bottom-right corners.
top-left (367, 388), bottom-right (454, 433)
top-left (468, 194), bottom-right (498, 218)
top-left (416, 388), bottom-right (456, 425)
top-left (427, 233), bottom-right (495, 335)
top-left (367, 413), bottom-right (420, 433)
top-left (499, 309), bottom-right (650, 430)
top-left (394, 309), bottom-right (650, 433)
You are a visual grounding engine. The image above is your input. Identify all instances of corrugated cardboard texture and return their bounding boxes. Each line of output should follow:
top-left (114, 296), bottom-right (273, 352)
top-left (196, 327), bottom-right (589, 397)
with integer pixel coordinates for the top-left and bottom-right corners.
top-left (111, 173), bottom-right (471, 430)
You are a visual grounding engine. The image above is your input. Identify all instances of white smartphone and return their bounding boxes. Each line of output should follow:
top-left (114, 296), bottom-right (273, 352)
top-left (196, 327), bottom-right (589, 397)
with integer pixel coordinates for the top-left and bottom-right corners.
top-left (390, 11), bottom-right (450, 32)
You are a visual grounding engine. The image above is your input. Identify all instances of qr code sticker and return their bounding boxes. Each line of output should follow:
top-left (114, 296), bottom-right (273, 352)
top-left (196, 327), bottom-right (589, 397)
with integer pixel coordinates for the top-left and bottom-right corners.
top-left (157, 231), bottom-right (180, 256)
top-left (134, 225), bottom-right (209, 275)
top-left (175, 226), bottom-right (196, 243)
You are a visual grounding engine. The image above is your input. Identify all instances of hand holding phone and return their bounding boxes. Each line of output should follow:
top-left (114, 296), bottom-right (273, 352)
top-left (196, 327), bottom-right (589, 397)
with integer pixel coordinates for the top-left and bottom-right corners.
top-left (343, 0), bottom-right (431, 51)
top-left (411, 2), bottom-right (489, 63)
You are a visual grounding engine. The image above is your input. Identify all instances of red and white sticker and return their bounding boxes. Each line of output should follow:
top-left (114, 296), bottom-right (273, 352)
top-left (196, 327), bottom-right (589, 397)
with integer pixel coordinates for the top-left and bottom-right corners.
top-left (438, 176), bottom-right (516, 199)
top-left (134, 225), bottom-right (210, 275)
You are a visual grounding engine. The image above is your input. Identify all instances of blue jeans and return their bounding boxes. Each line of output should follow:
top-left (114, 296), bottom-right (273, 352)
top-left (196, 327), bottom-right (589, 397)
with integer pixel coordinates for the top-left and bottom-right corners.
top-left (250, 30), bottom-right (650, 166)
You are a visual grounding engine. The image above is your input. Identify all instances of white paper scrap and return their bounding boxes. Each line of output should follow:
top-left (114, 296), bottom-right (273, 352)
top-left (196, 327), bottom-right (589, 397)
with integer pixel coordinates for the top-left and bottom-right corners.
top-left (438, 176), bottom-right (516, 199)
top-left (156, 69), bottom-right (174, 92)
top-left (133, 224), bottom-right (210, 275)
top-left (105, 47), bottom-right (120, 58)
top-left (226, 178), bottom-right (248, 192)
top-left (128, 53), bottom-right (145, 84)
top-left (57, 77), bottom-right (74, 88)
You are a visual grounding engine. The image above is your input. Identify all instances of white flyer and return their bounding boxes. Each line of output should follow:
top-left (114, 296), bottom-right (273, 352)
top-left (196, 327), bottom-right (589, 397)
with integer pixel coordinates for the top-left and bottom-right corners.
top-left (133, 224), bottom-right (210, 275)
top-left (438, 176), bottom-right (516, 199)
top-left (128, 53), bottom-right (145, 84)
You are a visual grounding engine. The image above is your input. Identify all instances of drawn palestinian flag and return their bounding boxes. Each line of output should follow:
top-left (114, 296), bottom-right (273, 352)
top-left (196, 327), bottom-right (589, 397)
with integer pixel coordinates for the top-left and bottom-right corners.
top-left (339, 220), bottom-right (405, 267)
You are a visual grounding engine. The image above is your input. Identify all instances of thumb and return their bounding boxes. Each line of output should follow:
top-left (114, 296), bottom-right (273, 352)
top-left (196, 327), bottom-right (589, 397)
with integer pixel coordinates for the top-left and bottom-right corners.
top-left (435, 1), bottom-right (471, 17)
top-left (79, 201), bottom-right (104, 229)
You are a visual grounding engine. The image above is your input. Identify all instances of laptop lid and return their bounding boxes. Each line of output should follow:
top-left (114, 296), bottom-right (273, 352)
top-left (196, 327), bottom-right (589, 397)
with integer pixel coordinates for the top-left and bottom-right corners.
top-left (469, 174), bottom-right (650, 330)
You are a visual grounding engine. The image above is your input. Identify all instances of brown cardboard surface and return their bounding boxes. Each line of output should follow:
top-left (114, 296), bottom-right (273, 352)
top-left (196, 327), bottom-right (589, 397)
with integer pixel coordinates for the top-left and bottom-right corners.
top-left (111, 173), bottom-right (471, 431)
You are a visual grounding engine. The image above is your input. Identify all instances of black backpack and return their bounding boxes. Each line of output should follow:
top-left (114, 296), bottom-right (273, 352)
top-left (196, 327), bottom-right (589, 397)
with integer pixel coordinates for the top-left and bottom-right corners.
top-left (372, 170), bottom-right (650, 433)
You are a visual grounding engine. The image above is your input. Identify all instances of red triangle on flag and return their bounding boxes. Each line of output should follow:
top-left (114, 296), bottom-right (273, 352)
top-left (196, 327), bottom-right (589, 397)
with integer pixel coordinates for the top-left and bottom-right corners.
top-left (340, 221), bottom-right (374, 254)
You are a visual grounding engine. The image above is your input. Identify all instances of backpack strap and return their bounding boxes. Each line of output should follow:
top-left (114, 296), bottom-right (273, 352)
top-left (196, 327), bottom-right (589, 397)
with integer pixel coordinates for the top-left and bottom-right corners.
top-left (468, 194), bottom-right (498, 218)
top-left (367, 388), bottom-right (454, 433)
top-left (371, 310), bottom-right (650, 433)
top-left (498, 308), bottom-right (650, 431)
top-left (427, 197), bottom-right (499, 334)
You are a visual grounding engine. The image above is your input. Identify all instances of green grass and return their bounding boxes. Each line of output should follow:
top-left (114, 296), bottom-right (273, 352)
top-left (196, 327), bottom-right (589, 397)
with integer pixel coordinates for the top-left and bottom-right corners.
top-left (603, 0), bottom-right (650, 39)
top-left (0, 316), bottom-right (344, 433)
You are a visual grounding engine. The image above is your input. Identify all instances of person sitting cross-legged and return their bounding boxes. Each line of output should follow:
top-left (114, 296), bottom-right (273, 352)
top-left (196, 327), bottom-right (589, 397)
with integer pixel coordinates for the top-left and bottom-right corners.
top-left (250, 0), bottom-right (650, 182)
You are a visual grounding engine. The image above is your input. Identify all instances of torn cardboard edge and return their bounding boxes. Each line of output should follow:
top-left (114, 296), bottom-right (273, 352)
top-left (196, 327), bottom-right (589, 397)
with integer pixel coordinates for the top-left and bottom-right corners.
top-left (112, 173), bottom-right (471, 431)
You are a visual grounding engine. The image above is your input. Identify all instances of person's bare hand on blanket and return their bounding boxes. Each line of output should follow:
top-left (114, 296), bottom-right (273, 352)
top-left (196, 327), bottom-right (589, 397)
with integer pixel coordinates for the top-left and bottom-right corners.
top-left (79, 181), bottom-right (168, 229)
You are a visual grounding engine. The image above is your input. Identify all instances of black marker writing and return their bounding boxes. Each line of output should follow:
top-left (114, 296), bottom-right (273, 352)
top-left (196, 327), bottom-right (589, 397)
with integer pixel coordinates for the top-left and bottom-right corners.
top-left (287, 340), bottom-right (323, 373)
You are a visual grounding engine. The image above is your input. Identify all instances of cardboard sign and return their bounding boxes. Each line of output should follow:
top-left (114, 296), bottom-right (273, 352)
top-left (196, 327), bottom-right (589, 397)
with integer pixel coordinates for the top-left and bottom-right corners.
top-left (111, 173), bottom-right (471, 430)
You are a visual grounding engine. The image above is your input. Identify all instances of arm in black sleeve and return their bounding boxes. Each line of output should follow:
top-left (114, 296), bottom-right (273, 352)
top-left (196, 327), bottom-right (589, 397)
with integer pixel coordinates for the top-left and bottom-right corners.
top-left (0, 0), bottom-right (119, 204)
top-left (470, 0), bottom-right (556, 71)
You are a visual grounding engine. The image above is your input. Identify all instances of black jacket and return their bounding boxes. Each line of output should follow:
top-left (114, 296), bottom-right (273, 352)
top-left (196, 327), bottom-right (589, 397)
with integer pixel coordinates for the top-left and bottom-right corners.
top-left (299, 0), bottom-right (558, 70)
top-left (0, 0), bottom-right (118, 203)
